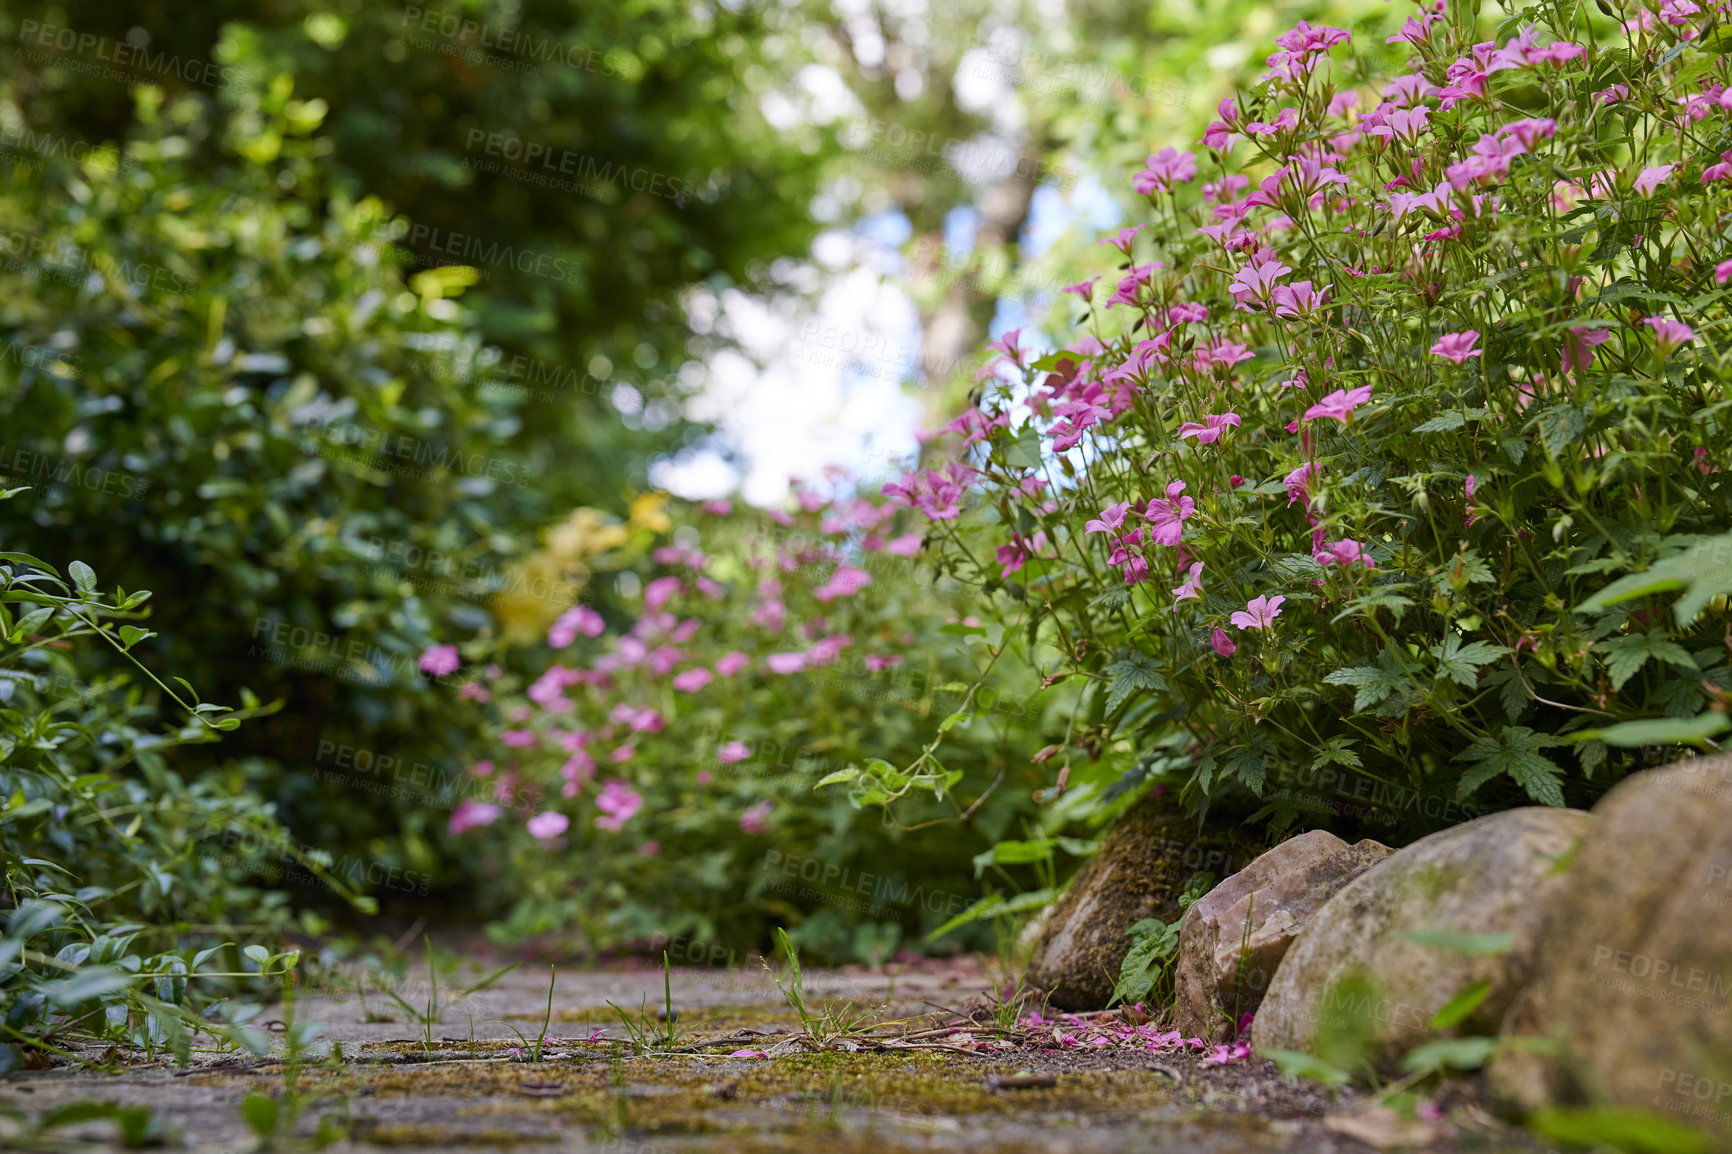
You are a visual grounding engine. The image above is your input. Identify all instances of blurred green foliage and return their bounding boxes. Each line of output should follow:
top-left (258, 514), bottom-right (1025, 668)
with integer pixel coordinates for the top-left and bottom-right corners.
top-left (0, 0), bottom-right (836, 903)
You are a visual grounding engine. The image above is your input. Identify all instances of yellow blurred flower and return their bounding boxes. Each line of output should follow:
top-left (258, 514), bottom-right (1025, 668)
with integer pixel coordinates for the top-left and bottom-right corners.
top-left (628, 491), bottom-right (672, 534)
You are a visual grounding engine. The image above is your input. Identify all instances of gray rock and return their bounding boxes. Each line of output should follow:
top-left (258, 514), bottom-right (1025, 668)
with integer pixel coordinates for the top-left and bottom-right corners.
top-left (1252, 807), bottom-right (1592, 1070)
top-left (1175, 831), bottom-right (1391, 1042)
top-left (1025, 793), bottom-right (1243, 1010)
top-left (1489, 755), bottom-right (1732, 1141)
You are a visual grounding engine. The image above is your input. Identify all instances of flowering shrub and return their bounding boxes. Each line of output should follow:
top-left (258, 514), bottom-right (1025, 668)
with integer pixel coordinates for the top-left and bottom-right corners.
top-left (890, 0), bottom-right (1732, 837)
top-left (444, 491), bottom-right (1058, 961)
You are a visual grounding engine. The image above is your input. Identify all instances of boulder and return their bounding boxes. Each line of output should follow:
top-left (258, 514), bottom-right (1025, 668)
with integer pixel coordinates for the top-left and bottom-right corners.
top-left (1174, 830), bottom-right (1392, 1042)
top-left (1489, 755), bottom-right (1732, 1141)
top-left (1025, 793), bottom-right (1242, 1010)
top-left (1252, 807), bottom-right (1592, 1069)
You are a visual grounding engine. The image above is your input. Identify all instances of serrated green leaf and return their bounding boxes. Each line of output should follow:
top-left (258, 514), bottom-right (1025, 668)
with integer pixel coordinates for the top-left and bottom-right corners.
top-left (1453, 726), bottom-right (1566, 806)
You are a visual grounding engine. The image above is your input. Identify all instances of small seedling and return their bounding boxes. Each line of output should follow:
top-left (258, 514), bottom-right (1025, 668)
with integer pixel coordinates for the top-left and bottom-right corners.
top-left (766, 928), bottom-right (883, 1047)
top-left (504, 965), bottom-right (558, 1062)
top-left (606, 953), bottom-right (714, 1055)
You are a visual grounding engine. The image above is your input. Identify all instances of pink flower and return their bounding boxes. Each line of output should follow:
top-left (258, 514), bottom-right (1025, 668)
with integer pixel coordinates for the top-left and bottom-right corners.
top-left (1111, 545), bottom-right (1149, 585)
top-left (996, 531), bottom-right (1049, 577)
top-left (1316, 538), bottom-right (1375, 568)
top-left (1431, 331), bottom-right (1481, 364)
top-left (449, 798), bottom-right (501, 835)
top-left (1144, 481), bottom-right (1196, 546)
top-left (814, 565), bottom-right (872, 601)
top-left (766, 652), bottom-right (807, 674)
top-left (702, 499), bottom-right (733, 516)
top-left (594, 780), bottom-right (644, 831)
top-left (1210, 627), bottom-right (1237, 657)
top-left (419, 644), bottom-right (460, 676)
top-left (1304, 386), bottom-right (1372, 423)
top-left (739, 801), bottom-right (773, 835)
top-left (1633, 164), bottom-right (1675, 198)
top-left (1271, 280), bottom-right (1330, 319)
top-left (884, 533), bottom-right (923, 557)
top-left (527, 811), bottom-right (570, 841)
top-left (1644, 315), bottom-right (1695, 351)
top-left (501, 729), bottom-right (536, 748)
top-left (1133, 147), bottom-right (1198, 194)
top-left (673, 668), bottom-right (713, 692)
top-left (639, 841), bottom-right (660, 856)
top-left (1203, 1041), bottom-right (1253, 1065)
top-left (1466, 474), bottom-right (1482, 527)
top-left (1172, 562), bottom-right (1205, 602)
top-left (715, 651), bottom-right (750, 677)
top-left (1694, 448), bottom-right (1714, 475)
top-left (1230, 595), bottom-right (1286, 630)
top-left (1177, 413), bottom-right (1242, 445)
top-left (1560, 327), bottom-right (1614, 377)
top-left (1596, 83), bottom-right (1629, 104)
top-left (548, 606), bottom-right (606, 647)
top-left (629, 708), bottom-right (665, 734)
top-left (643, 575), bottom-right (682, 610)
top-left (612, 744), bottom-right (637, 763)
top-left (728, 1049), bottom-right (771, 1059)
top-left (1716, 259), bottom-right (1732, 285)
top-left (1084, 501), bottom-right (1133, 534)
top-left (865, 653), bottom-right (903, 671)
top-left (718, 741), bottom-right (751, 765)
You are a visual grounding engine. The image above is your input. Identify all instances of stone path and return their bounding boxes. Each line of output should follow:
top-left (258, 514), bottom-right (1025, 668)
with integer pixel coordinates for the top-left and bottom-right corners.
top-left (0, 951), bottom-right (1560, 1152)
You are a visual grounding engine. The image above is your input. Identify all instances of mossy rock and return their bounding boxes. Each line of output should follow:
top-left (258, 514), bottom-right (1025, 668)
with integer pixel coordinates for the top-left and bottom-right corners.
top-left (1025, 791), bottom-right (1243, 1010)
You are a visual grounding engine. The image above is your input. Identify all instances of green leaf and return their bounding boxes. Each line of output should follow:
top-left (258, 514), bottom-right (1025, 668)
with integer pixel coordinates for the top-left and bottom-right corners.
top-left (814, 768), bottom-right (859, 789)
top-left (1413, 411), bottom-right (1466, 433)
top-left (1531, 403), bottom-right (1585, 456)
top-left (41, 967), bottom-right (134, 1006)
top-left (1576, 534), bottom-right (1732, 625)
top-left (1324, 650), bottom-right (1412, 712)
top-left (937, 709), bottom-right (970, 733)
top-left (240, 1093), bottom-right (279, 1140)
top-left (1104, 653), bottom-right (1166, 716)
top-left (0, 552), bottom-right (59, 574)
top-left (1308, 736), bottom-right (1362, 771)
top-left (1429, 978), bottom-right (1493, 1028)
top-left (1573, 713), bottom-right (1730, 749)
top-left (1453, 726), bottom-right (1566, 807)
top-left (971, 838), bottom-right (1057, 876)
top-left (1598, 629), bottom-right (1699, 691)
top-left (1530, 1106), bottom-right (1713, 1154)
top-left (924, 887), bottom-right (1055, 943)
top-left (1430, 635), bottom-right (1511, 689)
top-left (1257, 1048), bottom-right (1351, 1086)
top-left (242, 944), bottom-right (272, 966)
top-left (1003, 426), bottom-right (1044, 471)
top-left (1398, 930), bottom-right (1515, 955)
top-left (1399, 1035), bottom-right (1501, 1075)
top-left (117, 625), bottom-right (155, 650)
top-left (11, 606), bottom-right (54, 639)
top-left (68, 560), bottom-right (97, 591)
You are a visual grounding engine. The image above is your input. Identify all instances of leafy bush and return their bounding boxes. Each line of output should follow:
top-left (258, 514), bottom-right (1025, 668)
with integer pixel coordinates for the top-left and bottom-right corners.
top-left (444, 490), bottom-right (1065, 962)
top-left (887, 0), bottom-right (1732, 840)
top-left (0, 495), bottom-right (326, 1068)
top-left (0, 86), bottom-right (540, 884)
